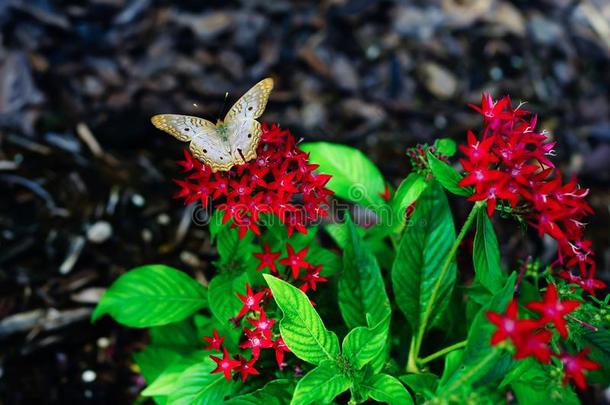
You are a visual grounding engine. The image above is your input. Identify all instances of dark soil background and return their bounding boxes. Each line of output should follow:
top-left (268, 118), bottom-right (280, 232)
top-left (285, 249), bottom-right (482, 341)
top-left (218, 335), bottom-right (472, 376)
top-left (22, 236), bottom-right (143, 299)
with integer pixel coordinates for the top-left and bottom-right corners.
top-left (1, 0), bottom-right (609, 403)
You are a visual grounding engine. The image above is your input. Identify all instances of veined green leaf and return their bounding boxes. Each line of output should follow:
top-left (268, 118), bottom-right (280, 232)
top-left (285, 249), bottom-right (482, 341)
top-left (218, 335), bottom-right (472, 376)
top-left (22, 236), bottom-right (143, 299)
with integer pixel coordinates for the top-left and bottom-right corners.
top-left (361, 374), bottom-right (414, 405)
top-left (473, 209), bottom-right (504, 292)
top-left (208, 272), bottom-right (249, 349)
top-left (339, 215), bottom-right (391, 329)
top-left (216, 222), bottom-right (256, 266)
top-left (142, 351), bottom-right (208, 396)
top-left (149, 318), bottom-right (200, 352)
top-left (264, 274), bottom-right (340, 365)
top-left (439, 273), bottom-right (517, 393)
top-left (167, 357), bottom-right (237, 405)
top-left (290, 360), bottom-right (351, 405)
top-left (427, 152), bottom-right (471, 197)
top-left (300, 142), bottom-right (387, 211)
top-left (391, 182), bottom-right (456, 335)
top-left (225, 380), bottom-right (294, 405)
top-left (324, 222), bottom-right (355, 249)
top-left (342, 314), bottom-right (390, 370)
top-left (307, 244), bottom-right (342, 277)
top-left (92, 265), bottom-right (207, 328)
top-left (390, 173), bottom-right (427, 232)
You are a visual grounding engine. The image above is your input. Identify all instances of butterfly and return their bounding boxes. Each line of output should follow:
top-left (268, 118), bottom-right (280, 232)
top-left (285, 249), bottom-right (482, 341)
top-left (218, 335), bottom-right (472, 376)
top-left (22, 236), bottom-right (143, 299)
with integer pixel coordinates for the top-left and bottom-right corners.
top-left (151, 78), bottom-right (274, 172)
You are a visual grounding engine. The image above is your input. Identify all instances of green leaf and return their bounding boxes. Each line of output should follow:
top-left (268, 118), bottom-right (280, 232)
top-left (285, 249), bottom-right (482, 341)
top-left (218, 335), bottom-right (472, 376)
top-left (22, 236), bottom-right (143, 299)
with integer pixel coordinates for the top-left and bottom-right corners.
top-left (324, 222), bottom-right (352, 249)
top-left (399, 373), bottom-right (439, 402)
top-left (338, 215), bottom-right (391, 329)
top-left (342, 314), bottom-right (390, 370)
top-left (391, 182), bottom-right (456, 335)
top-left (361, 374), bottom-right (414, 405)
top-left (133, 347), bottom-right (183, 385)
top-left (434, 138), bottom-right (457, 157)
top-left (427, 152), bottom-right (471, 197)
top-left (216, 223), bottom-right (256, 266)
top-left (208, 272), bottom-right (249, 349)
top-left (307, 244), bottom-right (342, 277)
top-left (439, 272), bottom-right (517, 393)
top-left (290, 360), bottom-right (351, 405)
top-left (300, 142), bottom-right (386, 210)
top-left (167, 357), bottom-right (237, 405)
top-left (437, 349), bottom-right (464, 388)
top-left (225, 380), bottom-right (294, 405)
top-left (149, 318), bottom-right (200, 352)
top-left (263, 274), bottom-right (340, 365)
top-left (92, 265), bottom-right (207, 328)
top-left (505, 361), bottom-right (580, 405)
top-left (473, 209), bottom-right (504, 292)
top-left (142, 351), bottom-right (208, 396)
top-left (389, 173), bottom-right (427, 232)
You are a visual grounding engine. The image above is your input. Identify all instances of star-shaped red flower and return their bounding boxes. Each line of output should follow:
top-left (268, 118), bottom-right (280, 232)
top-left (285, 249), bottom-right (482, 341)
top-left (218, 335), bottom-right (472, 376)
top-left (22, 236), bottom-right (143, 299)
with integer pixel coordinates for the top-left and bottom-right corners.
top-left (558, 349), bottom-right (600, 389)
top-left (210, 348), bottom-right (240, 381)
top-left (253, 244), bottom-right (281, 274)
top-left (239, 328), bottom-right (273, 358)
top-left (273, 336), bottom-right (290, 369)
top-left (235, 355), bottom-right (260, 381)
top-left (236, 283), bottom-right (266, 318)
top-left (246, 309), bottom-right (276, 339)
top-left (279, 244), bottom-right (310, 279)
top-left (203, 328), bottom-right (224, 351)
top-left (526, 284), bottom-right (580, 338)
top-left (486, 299), bottom-right (538, 345)
top-left (513, 330), bottom-right (553, 363)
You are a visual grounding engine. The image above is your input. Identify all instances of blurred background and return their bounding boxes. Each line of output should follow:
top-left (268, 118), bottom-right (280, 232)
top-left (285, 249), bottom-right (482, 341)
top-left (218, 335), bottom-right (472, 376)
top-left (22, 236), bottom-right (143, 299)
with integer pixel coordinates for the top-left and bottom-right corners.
top-left (1, 0), bottom-right (609, 403)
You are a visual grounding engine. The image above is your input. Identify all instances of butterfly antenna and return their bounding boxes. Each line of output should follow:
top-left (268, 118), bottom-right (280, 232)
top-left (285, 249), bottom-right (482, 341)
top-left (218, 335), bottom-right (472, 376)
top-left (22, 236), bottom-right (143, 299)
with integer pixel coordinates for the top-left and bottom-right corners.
top-left (220, 91), bottom-right (230, 118)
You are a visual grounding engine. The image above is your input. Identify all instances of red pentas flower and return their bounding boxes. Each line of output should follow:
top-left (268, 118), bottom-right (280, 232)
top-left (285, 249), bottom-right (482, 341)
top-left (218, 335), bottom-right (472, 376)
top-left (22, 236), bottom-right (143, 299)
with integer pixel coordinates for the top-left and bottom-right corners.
top-left (235, 356), bottom-right (260, 382)
top-left (253, 244), bottom-right (281, 274)
top-left (486, 299), bottom-right (537, 345)
top-left (240, 327), bottom-right (274, 358)
top-left (236, 284), bottom-right (266, 318)
top-left (526, 284), bottom-right (581, 338)
top-left (279, 244), bottom-right (310, 279)
top-left (203, 328), bottom-right (224, 351)
top-left (174, 124), bottom-right (333, 239)
top-left (558, 349), bottom-right (600, 389)
top-left (512, 330), bottom-right (553, 363)
top-left (210, 348), bottom-right (241, 381)
top-left (458, 94), bottom-right (603, 294)
top-left (487, 284), bottom-right (599, 389)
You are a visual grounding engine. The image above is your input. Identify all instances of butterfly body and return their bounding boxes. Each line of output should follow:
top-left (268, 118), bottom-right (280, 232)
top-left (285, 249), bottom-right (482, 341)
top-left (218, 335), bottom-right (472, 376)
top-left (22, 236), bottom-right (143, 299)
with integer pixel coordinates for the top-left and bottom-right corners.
top-left (151, 78), bottom-right (274, 172)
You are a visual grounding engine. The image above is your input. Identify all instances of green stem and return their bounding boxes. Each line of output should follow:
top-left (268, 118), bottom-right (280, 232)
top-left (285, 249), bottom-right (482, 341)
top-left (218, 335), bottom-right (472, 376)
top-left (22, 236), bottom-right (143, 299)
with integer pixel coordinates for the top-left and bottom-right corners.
top-left (408, 201), bottom-right (483, 372)
top-left (444, 348), bottom-right (499, 393)
top-left (419, 340), bottom-right (467, 365)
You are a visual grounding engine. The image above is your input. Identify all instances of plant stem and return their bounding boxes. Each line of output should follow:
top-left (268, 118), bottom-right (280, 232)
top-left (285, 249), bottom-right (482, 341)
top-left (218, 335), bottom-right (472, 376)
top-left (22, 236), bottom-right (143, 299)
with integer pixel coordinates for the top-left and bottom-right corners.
top-left (419, 340), bottom-right (467, 365)
top-left (567, 315), bottom-right (598, 332)
top-left (407, 201), bottom-right (483, 372)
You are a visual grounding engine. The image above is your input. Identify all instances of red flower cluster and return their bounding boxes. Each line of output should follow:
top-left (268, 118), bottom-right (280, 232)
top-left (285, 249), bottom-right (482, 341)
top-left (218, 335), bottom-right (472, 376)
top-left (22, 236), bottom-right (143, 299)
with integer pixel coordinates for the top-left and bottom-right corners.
top-left (459, 94), bottom-right (604, 294)
top-left (174, 124), bottom-right (333, 238)
top-left (205, 283), bottom-right (288, 382)
top-left (487, 284), bottom-right (599, 389)
top-left (205, 242), bottom-right (328, 382)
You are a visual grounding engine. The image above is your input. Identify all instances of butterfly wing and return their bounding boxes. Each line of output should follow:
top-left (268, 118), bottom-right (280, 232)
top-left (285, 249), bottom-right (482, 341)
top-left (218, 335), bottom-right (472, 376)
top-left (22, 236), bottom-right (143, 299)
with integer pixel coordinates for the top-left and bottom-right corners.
top-left (224, 78), bottom-right (273, 163)
top-left (151, 114), bottom-right (233, 172)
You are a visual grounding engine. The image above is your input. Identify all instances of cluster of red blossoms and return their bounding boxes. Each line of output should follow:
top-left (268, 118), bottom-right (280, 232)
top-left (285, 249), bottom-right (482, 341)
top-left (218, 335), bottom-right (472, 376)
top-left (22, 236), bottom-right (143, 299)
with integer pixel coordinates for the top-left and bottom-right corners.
top-left (174, 124), bottom-right (333, 238)
top-left (487, 284), bottom-right (599, 389)
top-left (205, 242), bottom-right (327, 381)
top-left (459, 94), bottom-right (604, 294)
